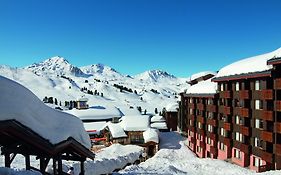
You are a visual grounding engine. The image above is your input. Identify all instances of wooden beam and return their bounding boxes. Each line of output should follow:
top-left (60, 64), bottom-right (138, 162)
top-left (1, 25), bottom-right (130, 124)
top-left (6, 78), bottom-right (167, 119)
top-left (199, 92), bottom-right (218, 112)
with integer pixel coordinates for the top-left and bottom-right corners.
top-left (4, 153), bottom-right (10, 168)
top-left (40, 157), bottom-right (50, 172)
top-left (53, 159), bottom-right (57, 175)
top-left (57, 157), bottom-right (63, 175)
top-left (80, 161), bottom-right (85, 175)
top-left (25, 154), bottom-right (31, 170)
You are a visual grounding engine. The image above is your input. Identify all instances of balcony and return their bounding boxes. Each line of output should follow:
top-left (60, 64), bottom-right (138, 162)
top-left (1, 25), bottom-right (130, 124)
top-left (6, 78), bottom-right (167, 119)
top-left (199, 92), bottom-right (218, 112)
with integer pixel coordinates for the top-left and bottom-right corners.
top-left (252, 110), bottom-right (273, 121)
top-left (210, 146), bottom-right (218, 155)
top-left (197, 115), bottom-right (205, 124)
top-left (219, 91), bottom-right (231, 99)
top-left (274, 78), bottom-right (281, 89)
top-left (275, 100), bottom-right (281, 111)
top-left (188, 103), bottom-right (195, 109)
top-left (274, 144), bottom-right (281, 155)
top-left (233, 107), bottom-right (249, 117)
top-left (206, 118), bottom-right (217, 126)
top-left (233, 90), bottom-right (250, 99)
top-left (206, 104), bottom-right (217, 112)
top-left (223, 122), bottom-right (231, 131)
top-left (260, 130), bottom-right (273, 143)
top-left (274, 122), bottom-right (281, 134)
top-left (197, 103), bottom-right (205, 111)
top-left (218, 106), bottom-right (231, 115)
top-left (252, 89), bottom-right (273, 100)
top-left (233, 141), bottom-right (250, 154)
top-left (240, 125), bottom-right (250, 136)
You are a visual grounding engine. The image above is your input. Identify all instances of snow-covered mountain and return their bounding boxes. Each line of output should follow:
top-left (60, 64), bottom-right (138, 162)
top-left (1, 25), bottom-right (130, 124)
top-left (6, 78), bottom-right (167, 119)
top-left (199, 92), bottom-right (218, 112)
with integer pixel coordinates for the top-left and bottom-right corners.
top-left (80, 63), bottom-right (124, 80)
top-left (26, 56), bottom-right (85, 77)
top-left (0, 56), bottom-right (189, 114)
top-left (134, 70), bottom-right (176, 82)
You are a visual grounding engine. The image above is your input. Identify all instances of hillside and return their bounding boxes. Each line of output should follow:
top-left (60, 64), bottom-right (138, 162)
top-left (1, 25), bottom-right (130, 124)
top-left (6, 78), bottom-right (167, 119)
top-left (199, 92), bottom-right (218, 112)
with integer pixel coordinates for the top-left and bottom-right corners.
top-left (0, 56), bottom-right (189, 114)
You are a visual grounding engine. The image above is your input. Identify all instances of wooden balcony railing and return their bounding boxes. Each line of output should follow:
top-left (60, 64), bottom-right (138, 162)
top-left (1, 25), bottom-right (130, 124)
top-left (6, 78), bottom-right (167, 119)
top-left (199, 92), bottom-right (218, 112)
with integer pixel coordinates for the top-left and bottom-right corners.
top-left (197, 103), bottom-right (205, 111)
top-left (252, 110), bottom-right (273, 121)
top-left (218, 106), bottom-right (231, 115)
top-left (233, 107), bottom-right (249, 117)
top-left (274, 78), bottom-right (281, 89)
top-left (240, 125), bottom-right (250, 136)
top-left (260, 130), bottom-right (273, 143)
top-left (252, 90), bottom-right (273, 100)
top-left (188, 103), bottom-right (195, 109)
top-left (274, 122), bottom-right (281, 134)
top-left (274, 144), bottom-right (281, 155)
top-left (219, 91), bottom-right (231, 98)
top-left (206, 104), bottom-right (217, 112)
top-left (197, 115), bottom-right (205, 124)
top-left (275, 100), bottom-right (281, 111)
top-left (206, 118), bottom-right (217, 126)
top-left (233, 90), bottom-right (250, 99)
top-left (223, 122), bottom-right (231, 131)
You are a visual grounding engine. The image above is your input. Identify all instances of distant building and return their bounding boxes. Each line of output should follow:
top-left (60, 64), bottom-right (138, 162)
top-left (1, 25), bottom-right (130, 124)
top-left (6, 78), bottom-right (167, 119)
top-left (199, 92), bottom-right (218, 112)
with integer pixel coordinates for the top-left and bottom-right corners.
top-left (164, 103), bottom-right (179, 131)
top-left (76, 97), bottom-right (89, 109)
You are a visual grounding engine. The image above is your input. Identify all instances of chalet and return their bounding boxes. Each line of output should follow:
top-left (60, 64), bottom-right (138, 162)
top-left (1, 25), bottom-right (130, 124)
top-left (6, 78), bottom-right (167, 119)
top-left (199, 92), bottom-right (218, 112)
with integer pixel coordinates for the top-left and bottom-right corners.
top-left (76, 97), bottom-right (89, 109)
top-left (164, 103), bottom-right (179, 131)
top-left (180, 47), bottom-right (281, 172)
top-left (104, 115), bottom-right (159, 157)
top-left (150, 115), bottom-right (168, 131)
top-left (0, 76), bottom-right (95, 175)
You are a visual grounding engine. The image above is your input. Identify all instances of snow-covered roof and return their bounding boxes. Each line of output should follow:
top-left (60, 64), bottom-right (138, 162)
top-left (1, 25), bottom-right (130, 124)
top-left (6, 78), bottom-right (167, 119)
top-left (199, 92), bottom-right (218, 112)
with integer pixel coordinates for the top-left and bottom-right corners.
top-left (83, 121), bottom-right (107, 134)
top-left (151, 115), bottom-right (166, 123)
top-left (215, 47), bottom-right (281, 78)
top-left (0, 76), bottom-right (91, 148)
top-left (165, 103), bottom-right (178, 112)
top-left (65, 105), bottom-right (121, 121)
top-left (78, 97), bottom-right (88, 102)
top-left (190, 71), bottom-right (216, 81)
top-left (186, 79), bottom-right (217, 94)
top-left (120, 115), bottom-right (150, 131)
top-left (106, 122), bottom-right (127, 138)
top-left (151, 122), bottom-right (168, 130)
top-left (143, 128), bottom-right (159, 143)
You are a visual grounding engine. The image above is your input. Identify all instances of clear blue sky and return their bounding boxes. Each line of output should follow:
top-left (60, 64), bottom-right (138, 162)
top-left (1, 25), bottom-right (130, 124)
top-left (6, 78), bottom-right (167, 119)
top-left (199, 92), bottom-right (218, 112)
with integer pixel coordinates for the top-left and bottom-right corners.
top-left (1, 0), bottom-right (281, 77)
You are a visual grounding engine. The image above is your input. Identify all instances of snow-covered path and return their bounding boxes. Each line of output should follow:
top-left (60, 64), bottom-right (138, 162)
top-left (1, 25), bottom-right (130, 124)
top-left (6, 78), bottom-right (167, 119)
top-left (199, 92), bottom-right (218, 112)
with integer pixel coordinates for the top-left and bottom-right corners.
top-left (119, 132), bottom-right (281, 175)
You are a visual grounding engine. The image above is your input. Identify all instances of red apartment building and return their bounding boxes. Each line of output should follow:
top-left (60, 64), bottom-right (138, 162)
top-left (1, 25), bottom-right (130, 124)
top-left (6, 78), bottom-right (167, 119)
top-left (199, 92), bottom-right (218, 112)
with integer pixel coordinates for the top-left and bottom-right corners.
top-left (180, 48), bottom-right (281, 172)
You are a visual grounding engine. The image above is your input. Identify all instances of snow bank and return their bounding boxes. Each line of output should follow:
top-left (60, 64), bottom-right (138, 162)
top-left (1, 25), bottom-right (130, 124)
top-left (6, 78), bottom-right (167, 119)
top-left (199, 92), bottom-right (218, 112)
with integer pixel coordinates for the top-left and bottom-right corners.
top-left (0, 76), bottom-right (91, 148)
top-left (165, 103), bottom-right (178, 112)
top-left (216, 47), bottom-right (281, 78)
top-left (120, 115), bottom-right (150, 131)
top-left (120, 132), bottom-right (281, 175)
top-left (150, 122), bottom-right (168, 130)
top-left (143, 128), bottom-right (159, 143)
top-left (190, 71), bottom-right (216, 81)
top-left (65, 105), bottom-right (122, 121)
top-left (70, 144), bottom-right (143, 175)
top-left (151, 115), bottom-right (166, 122)
top-left (0, 167), bottom-right (42, 175)
top-left (106, 122), bottom-right (127, 138)
top-left (186, 79), bottom-right (217, 94)
top-left (83, 121), bottom-right (107, 134)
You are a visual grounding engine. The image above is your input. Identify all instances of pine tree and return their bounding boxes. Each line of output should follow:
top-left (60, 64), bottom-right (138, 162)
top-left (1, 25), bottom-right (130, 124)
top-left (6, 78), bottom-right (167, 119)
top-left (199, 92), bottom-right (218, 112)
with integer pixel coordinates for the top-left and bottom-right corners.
top-left (55, 98), bottom-right (58, 105)
top-left (155, 108), bottom-right (158, 114)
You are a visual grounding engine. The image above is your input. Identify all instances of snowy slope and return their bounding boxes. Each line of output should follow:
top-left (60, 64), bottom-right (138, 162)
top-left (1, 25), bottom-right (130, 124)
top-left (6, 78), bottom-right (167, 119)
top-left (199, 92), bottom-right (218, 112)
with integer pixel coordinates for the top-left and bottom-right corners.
top-left (0, 57), bottom-right (190, 114)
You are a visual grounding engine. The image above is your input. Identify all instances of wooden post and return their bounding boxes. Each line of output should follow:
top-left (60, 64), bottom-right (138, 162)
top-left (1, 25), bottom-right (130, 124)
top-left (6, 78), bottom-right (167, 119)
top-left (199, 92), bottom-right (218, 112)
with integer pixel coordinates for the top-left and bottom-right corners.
top-left (57, 157), bottom-right (63, 174)
top-left (4, 153), bottom-right (10, 168)
top-left (53, 158), bottom-right (57, 175)
top-left (25, 154), bottom-right (31, 170)
top-left (80, 161), bottom-right (85, 175)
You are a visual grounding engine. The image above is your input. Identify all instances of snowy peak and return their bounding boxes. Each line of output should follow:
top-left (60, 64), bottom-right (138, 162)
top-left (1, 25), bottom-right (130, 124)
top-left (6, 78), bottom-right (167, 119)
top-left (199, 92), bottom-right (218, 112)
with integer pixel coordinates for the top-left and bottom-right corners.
top-left (134, 70), bottom-right (176, 82)
top-left (80, 63), bottom-right (123, 79)
top-left (26, 56), bottom-right (85, 76)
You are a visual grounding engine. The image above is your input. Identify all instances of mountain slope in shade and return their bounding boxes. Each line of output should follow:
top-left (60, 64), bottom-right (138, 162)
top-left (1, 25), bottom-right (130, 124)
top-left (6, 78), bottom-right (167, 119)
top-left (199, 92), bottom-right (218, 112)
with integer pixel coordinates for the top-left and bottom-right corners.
top-left (134, 70), bottom-right (177, 82)
top-left (26, 56), bottom-right (85, 77)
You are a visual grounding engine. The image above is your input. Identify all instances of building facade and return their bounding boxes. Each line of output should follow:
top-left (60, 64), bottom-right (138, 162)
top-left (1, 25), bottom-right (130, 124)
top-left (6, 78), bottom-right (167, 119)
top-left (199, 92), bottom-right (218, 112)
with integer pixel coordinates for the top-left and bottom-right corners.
top-left (181, 51), bottom-right (281, 172)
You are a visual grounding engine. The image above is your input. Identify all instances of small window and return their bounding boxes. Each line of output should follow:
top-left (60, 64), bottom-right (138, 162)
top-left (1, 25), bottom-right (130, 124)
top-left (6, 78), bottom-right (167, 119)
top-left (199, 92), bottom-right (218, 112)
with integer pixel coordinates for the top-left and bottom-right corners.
top-left (220, 128), bottom-right (226, 136)
top-left (254, 137), bottom-right (263, 148)
top-left (235, 132), bottom-right (243, 142)
top-left (219, 142), bottom-right (225, 151)
top-left (234, 149), bottom-right (241, 159)
top-left (220, 84), bottom-right (224, 91)
top-left (253, 156), bottom-right (263, 167)
top-left (255, 119), bottom-right (263, 129)
top-left (207, 137), bottom-right (211, 144)
top-left (255, 80), bottom-right (260, 91)
top-left (207, 124), bottom-right (213, 132)
top-left (255, 100), bottom-right (263, 110)
top-left (235, 82), bottom-right (240, 91)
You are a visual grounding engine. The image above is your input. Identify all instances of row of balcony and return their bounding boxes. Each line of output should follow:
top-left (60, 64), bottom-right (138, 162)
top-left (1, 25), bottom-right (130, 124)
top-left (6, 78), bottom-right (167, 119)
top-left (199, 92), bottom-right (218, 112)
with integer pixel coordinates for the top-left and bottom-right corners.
top-left (220, 90), bottom-right (274, 100)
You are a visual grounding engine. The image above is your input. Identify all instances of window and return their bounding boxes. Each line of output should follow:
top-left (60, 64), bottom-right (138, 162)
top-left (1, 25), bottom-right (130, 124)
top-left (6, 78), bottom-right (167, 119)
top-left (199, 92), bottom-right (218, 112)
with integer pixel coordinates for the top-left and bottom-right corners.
top-left (220, 84), bottom-right (224, 91)
top-left (189, 119), bottom-right (193, 126)
top-left (255, 80), bottom-right (260, 91)
top-left (189, 98), bottom-right (193, 103)
top-left (255, 119), bottom-right (263, 129)
top-left (198, 122), bottom-right (202, 129)
top-left (255, 100), bottom-right (263, 110)
top-left (207, 137), bottom-right (211, 145)
top-left (130, 134), bottom-right (144, 144)
top-left (189, 108), bottom-right (193, 115)
top-left (253, 157), bottom-right (263, 167)
top-left (208, 112), bottom-right (213, 119)
top-left (220, 128), bottom-right (226, 136)
top-left (196, 146), bottom-right (202, 152)
top-left (235, 132), bottom-right (243, 142)
top-left (235, 115), bottom-right (243, 125)
top-left (207, 124), bottom-right (213, 132)
top-left (254, 137), bottom-right (263, 148)
top-left (234, 149), bottom-right (241, 159)
top-left (219, 142), bottom-right (225, 151)
top-left (235, 82), bottom-right (240, 91)
top-left (207, 99), bottom-right (212, 105)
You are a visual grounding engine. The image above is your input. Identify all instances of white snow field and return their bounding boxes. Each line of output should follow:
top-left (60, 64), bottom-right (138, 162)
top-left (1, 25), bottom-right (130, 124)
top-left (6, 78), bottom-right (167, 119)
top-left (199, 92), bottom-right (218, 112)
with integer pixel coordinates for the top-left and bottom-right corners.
top-left (119, 132), bottom-right (281, 175)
